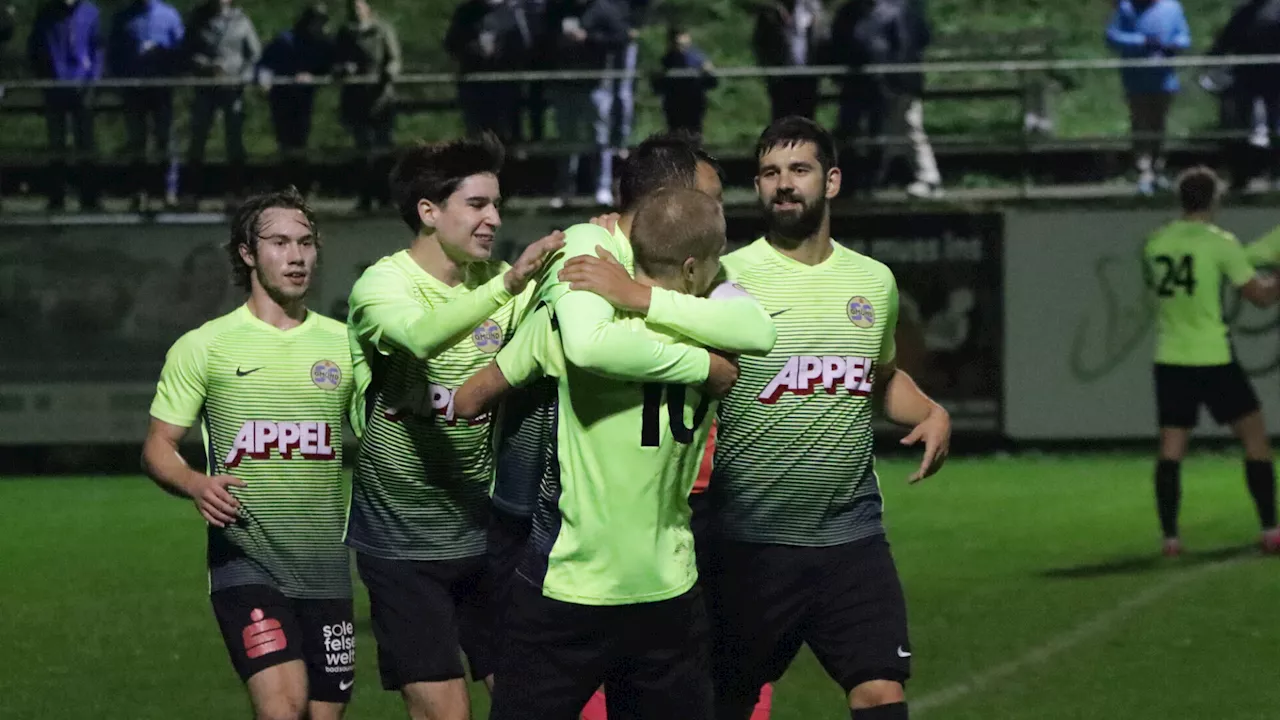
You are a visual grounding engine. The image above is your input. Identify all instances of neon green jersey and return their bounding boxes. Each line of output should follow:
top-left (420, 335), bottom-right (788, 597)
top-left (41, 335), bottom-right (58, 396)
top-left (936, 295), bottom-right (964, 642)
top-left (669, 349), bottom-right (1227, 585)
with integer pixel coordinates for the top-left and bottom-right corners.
top-left (497, 299), bottom-right (739, 605)
top-left (1246, 225), bottom-right (1280, 267)
top-left (149, 306), bottom-right (360, 599)
top-left (525, 223), bottom-right (776, 384)
top-left (713, 239), bottom-right (898, 546)
top-left (1143, 220), bottom-right (1255, 366)
top-left (346, 250), bottom-right (533, 560)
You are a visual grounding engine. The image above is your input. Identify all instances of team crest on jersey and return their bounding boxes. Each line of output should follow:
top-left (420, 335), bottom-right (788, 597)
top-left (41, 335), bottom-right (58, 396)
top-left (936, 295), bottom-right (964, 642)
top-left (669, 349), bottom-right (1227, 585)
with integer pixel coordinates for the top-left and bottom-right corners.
top-left (473, 319), bottom-right (503, 353)
top-left (847, 296), bottom-right (876, 328)
top-left (311, 360), bottom-right (342, 390)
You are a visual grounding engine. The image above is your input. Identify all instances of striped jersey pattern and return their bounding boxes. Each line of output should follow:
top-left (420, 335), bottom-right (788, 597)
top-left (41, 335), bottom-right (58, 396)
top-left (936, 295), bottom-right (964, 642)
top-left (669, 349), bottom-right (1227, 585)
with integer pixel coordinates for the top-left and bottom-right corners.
top-left (713, 238), bottom-right (900, 546)
top-left (346, 256), bottom-right (530, 561)
top-left (149, 306), bottom-right (356, 599)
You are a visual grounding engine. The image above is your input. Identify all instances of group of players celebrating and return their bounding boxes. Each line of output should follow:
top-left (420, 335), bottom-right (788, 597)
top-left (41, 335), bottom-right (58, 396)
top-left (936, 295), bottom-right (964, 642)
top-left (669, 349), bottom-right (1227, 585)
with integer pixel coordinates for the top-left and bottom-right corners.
top-left (141, 117), bottom-right (952, 720)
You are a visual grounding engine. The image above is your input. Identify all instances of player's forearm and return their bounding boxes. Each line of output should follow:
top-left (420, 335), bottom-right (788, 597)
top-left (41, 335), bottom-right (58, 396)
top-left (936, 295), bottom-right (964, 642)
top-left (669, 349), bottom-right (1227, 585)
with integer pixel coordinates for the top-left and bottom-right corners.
top-left (645, 289), bottom-right (778, 355)
top-left (557, 292), bottom-right (711, 384)
top-left (880, 367), bottom-right (944, 428)
top-left (141, 435), bottom-right (200, 499)
top-left (355, 274), bottom-right (512, 360)
top-left (456, 362), bottom-right (515, 420)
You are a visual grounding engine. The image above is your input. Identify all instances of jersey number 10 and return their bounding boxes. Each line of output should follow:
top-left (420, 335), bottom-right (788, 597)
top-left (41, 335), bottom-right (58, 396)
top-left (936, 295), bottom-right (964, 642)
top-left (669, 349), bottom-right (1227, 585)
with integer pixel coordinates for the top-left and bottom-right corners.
top-left (1151, 254), bottom-right (1196, 297)
top-left (641, 383), bottom-right (711, 447)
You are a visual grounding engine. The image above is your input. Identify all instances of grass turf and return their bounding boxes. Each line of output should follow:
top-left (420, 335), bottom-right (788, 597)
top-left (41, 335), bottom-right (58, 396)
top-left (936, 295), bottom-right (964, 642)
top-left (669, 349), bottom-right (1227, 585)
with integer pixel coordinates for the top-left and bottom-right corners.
top-left (0, 0), bottom-right (1241, 163)
top-left (3, 452), bottom-right (1280, 718)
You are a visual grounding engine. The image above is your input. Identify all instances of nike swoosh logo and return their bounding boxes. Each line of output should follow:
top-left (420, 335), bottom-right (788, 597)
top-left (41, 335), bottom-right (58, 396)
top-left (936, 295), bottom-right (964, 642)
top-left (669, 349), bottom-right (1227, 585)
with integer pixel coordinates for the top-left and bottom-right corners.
top-left (897, 646), bottom-right (912, 658)
top-left (769, 309), bottom-right (790, 318)
top-left (235, 367), bottom-right (264, 377)
top-left (339, 679), bottom-right (355, 691)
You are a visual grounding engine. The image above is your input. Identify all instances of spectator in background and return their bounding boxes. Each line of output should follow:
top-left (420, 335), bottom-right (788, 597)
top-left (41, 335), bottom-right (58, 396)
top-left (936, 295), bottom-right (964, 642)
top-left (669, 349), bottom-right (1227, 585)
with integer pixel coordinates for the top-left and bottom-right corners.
top-left (109, 0), bottom-right (184, 211)
top-left (1106, 0), bottom-right (1192, 196)
top-left (748, 0), bottom-right (830, 121)
top-left (1209, 0), bottom-right (1280, 190)
top-left (518, 0), bottom-right (551, 142)
top-left (653, 25), bottom-right (717, 135)
top-left (831, 0), bottom-right (940, 197)
top-left (612, 0), bottom-right (650, 150)
top-left (447, 0), bottom-right (530, 143)
top-left (28, 0), bottom-right (104, 212)
top-left (334, 0), bottom-right (401, 213)
top-left (184, 0), bottom-right (260, 204)
top-left (549, 0), bottom-right (628, 207)
top-left (259, 2), bottom-right (333, 193)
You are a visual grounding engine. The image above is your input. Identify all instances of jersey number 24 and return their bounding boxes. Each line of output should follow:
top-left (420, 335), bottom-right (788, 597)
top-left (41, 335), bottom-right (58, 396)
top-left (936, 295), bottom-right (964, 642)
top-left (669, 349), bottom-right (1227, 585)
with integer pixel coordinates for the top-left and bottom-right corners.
top-left (1150, 254), bottom-right (1196, 297)
top-left (641, 383), bottom-right (711, 447)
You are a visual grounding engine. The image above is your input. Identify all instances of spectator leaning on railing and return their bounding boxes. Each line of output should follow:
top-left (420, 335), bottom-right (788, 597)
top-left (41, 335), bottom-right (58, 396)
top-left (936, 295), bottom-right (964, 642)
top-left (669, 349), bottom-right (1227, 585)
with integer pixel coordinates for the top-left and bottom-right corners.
top-left (183, 0), bottom-right (261, 204)
top-left (334, 0), bottom-right (400, 213)
top-left (28, 0), bottom-right (104, 212)
top-left (258, 2), bottom-right (333, 192)
top-left (653, 24), bottom-right (717, 135)
top-left (1106, 0), bottom-right (1192, 197)
top-left (109, 0), bottom-right (184, 210)
top-left (1209, 0), bottom-right (1280, 190)
top-left (446, 0), bottom-right (530, 143)
top-left (746, 0), bottom-right (830, 122)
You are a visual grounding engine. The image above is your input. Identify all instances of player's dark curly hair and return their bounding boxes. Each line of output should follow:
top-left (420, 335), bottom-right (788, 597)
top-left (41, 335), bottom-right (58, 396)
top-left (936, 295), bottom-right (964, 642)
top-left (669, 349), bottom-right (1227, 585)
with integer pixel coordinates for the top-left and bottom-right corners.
top-left (1177, 166), bottom-right (1221, 214)
top-left (755, 116), bottom-right (838, 173)
top-left (618, 130), bottom-right (723, 212)
top-left (390, 132), bottom-right (506, 232)
top-left (227, 186), bottom-right (319, 291)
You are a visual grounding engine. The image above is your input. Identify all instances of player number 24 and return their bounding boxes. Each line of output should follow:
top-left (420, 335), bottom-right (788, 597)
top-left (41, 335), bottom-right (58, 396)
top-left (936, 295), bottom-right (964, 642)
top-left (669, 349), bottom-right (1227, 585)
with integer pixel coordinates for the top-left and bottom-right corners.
top-left (1151, 254), bottom-right (1196, 297)
top-left (640, 383), bottom-right (711, 447)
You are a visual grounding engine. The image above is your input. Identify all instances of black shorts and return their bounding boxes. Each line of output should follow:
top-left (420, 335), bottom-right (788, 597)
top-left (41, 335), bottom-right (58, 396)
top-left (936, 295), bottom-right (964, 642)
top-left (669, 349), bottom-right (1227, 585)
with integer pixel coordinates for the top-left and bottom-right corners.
top-left (355, 552), bottom-right (495, 689)
top-left (1154, 362), bottom-right (1260, 428)
top-left (707, 536), bottom-right (910, 712)
top-left (689, 491), bottom-right (720, 581)
top-left (487, 505), bottom-right (533, 628)
top-left (489, 579), bottom-right (713, 720)
top-left (211, 584), bottom-right (356, 704)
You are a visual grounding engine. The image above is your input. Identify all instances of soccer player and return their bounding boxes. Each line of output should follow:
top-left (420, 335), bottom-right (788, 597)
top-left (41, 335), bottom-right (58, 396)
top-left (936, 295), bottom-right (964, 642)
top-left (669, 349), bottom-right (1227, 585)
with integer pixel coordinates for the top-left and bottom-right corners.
top-left (460, 188), bottom-right (758, 720)
top-left (711, 117), bottom-right (950, 720)
top-left (1144, 166), bottom-right (1280, 557)
top-left (343, 133), bottom-right (563, 720)
top-left (141, 188), bottom-right (363, 720)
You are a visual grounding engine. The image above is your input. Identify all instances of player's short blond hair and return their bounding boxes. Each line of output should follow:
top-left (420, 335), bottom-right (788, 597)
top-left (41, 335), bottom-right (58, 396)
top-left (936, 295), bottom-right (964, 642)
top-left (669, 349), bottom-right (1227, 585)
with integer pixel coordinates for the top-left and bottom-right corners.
top-left (630, 187), bottom-right (725, 278)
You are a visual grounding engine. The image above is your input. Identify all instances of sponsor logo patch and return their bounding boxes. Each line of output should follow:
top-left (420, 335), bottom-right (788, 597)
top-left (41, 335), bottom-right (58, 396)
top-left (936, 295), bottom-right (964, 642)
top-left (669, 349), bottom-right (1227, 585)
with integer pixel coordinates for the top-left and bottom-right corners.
top-left (311, 360), bottom-right (342, 390)
top-left (473, 319), bottom-right (503, 353)
top-left (242, 608), bottom-right (287, 659)
top-left (847, 296), bottom-right (876, 328)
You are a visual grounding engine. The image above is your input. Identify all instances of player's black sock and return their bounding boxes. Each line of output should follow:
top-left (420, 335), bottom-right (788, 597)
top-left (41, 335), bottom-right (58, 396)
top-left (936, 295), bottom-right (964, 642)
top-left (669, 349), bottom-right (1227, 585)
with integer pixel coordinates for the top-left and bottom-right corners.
top-left (1155, 460), bottom-right (1181, 538)
top-left (1245, 460), bottom-right (1277, 529)
top-left (852, 702), bottom-right (908, 719)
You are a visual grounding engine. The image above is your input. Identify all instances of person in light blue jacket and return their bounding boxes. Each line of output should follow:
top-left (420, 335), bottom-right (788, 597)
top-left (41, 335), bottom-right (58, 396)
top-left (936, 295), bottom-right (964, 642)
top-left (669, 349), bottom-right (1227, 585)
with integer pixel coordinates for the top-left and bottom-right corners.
top-left (1106, 0), bottom-right (1192, 195)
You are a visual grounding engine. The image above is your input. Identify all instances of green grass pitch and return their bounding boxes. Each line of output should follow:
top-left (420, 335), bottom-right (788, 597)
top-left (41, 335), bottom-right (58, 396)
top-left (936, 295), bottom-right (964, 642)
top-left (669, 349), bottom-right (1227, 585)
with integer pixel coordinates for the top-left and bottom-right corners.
top-left (4, 453), bottom-right (1280, 719)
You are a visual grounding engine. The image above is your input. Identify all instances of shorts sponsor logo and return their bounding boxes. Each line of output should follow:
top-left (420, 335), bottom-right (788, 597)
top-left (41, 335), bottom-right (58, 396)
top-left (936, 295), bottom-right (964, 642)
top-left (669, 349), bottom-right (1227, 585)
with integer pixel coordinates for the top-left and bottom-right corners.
top-left (848, 296), bottom-right (876, 328)
top-left (758, 355), bottom-right (876, 404)
top-left (311, 360), bottom-right (342, 390)
top-left (383, 383), bottom-right (489, 426)
top-left (323, 620), bottom-right (356, 673)
top-left (242, 608), bottom-right (287, 659)
top-left (473, 319), bottom-right (503, 353)
top-left (224, 421), bottom-right (336, 468)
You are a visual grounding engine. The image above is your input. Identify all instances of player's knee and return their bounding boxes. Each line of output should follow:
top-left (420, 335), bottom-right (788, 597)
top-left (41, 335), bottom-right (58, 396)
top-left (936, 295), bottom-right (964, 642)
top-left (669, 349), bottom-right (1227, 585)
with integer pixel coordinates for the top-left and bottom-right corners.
top-left (848, 679), bottom-right (905, 709)
top-left (254, 694), bottom-right (307, 720)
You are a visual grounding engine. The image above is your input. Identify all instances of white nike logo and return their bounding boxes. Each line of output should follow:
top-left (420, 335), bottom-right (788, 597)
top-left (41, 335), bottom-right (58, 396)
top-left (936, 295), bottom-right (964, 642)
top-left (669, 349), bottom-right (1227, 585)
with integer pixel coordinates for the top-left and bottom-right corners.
top-left (339, 679), bottom-right (355, 691)
top-left (897, 646), bottom-right (912, 658)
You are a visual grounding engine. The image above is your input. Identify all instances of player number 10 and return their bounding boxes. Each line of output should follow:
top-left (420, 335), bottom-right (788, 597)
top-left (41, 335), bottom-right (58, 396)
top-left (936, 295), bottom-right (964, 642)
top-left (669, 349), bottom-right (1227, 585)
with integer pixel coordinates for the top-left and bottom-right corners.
top-left (640, 383), bottom-right (712, 447)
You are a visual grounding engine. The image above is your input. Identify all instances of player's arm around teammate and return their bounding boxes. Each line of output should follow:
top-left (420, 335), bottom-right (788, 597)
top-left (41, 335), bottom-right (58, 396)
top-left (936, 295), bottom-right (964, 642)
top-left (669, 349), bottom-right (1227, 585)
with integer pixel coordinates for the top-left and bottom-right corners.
top-left (143, 189), bottom-right (358, 720)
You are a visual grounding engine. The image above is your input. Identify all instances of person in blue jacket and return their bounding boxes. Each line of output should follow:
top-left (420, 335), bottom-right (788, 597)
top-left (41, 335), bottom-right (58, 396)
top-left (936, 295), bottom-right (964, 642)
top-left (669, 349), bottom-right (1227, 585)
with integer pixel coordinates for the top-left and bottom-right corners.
top-left (1107, 0), bottom-right (1192, 196)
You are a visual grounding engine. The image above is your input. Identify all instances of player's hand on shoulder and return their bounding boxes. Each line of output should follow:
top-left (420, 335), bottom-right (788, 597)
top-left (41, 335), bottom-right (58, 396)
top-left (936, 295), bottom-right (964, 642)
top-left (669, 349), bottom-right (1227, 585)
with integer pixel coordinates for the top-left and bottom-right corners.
top-left (559, 245), bottom-right (650, 312)
top-left (589, 213), bottom-right (621, 233)
top-left (189, 473), bottom-right (246, 528)
top-left (704, 350), bottom-right (740, 398)
top-left (506, 230), bottom-right (567, 295)
top-left (901, 405), bottom-right (951, 484)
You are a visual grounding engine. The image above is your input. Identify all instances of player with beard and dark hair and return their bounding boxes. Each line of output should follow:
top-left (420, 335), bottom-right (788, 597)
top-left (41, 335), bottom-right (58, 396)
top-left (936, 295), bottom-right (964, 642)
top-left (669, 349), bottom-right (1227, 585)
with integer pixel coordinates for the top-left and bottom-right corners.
top-left (706, 116), bottom-right (952, 720)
